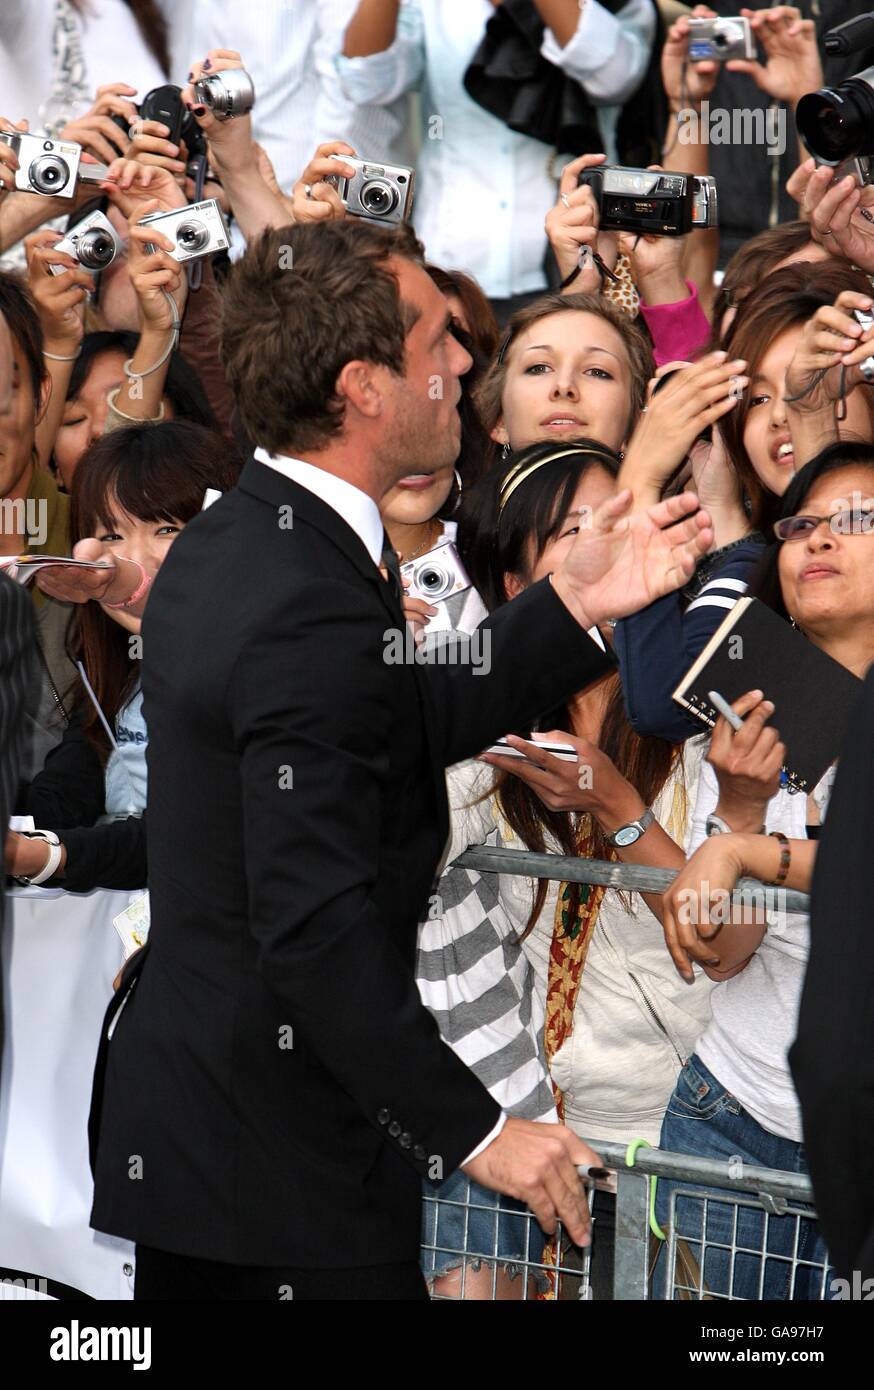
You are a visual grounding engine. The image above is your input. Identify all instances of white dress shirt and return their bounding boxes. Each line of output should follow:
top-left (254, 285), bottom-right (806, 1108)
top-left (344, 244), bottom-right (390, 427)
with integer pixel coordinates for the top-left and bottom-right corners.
top-left (334, 0), bottom-right (655, 298)
top-left (253, 446), bottom-right (506, 1164)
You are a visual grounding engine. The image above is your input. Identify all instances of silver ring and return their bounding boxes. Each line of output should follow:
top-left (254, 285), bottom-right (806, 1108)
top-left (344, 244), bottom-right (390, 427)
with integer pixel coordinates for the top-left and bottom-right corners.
top-left (560, 192), bottom-right (570, 209)
top-left (304, 183), bottom-right (313, 201)
top-left (823, 226), bottom-right (836, 236)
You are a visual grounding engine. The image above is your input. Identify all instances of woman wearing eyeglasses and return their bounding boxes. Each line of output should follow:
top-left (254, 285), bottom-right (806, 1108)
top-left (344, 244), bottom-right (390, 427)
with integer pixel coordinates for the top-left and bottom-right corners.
top-left (650, 440), bottom-right (874, 1301)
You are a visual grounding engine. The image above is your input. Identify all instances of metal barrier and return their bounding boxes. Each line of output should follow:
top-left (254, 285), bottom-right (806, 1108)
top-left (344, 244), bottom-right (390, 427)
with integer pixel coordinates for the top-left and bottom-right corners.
top-left (421, 1142), bottom-right (831, 1301)
top-left (454, 847), bottom-right (811, 913)
top-left (425, 851), bottom-right (820, 1300)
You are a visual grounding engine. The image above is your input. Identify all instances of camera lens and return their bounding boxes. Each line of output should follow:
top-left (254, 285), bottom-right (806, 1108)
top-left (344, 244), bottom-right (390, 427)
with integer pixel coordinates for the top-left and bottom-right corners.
top-left (360, 179), bottom-right (398, 217)
top-left (29, 154), bottom-right (69, 194)
top-left (713, 30), bottom-right (730, 50)
top-left (416, 563), bottom-right (451, 601)
top-left (78, 228), bottom-right (116, 270)
top-left (176, 220), bottom-right (209, 253)
top-left (797, 69), bottom-right (874, 163)
top-left (193, 70), bottom-right (255, 121)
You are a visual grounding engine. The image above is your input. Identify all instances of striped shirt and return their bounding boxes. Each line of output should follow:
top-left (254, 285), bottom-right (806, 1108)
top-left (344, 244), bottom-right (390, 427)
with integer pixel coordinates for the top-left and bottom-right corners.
top-left (416, 761), bottom-right (557, 1125)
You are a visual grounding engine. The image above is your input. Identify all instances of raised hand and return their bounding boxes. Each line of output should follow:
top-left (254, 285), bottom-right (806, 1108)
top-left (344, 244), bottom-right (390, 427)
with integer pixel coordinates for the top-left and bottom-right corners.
top-left (0, 117), bottom-right (30, 200)
top-left (727, 6), bottom-right (823, 109)
top-left (662, 5), bottom-right (721, 108)
top-left (551, 490), bottom-right (713, 630)
top-left (126, 200), bottom-right (188, 332)
top-left (99, 157), bottom-right (187, 219)
top-left (59, 82), bottom-right (138, 165)
top-left (784, 288), bottom-right (874, 413)
top-left (181, 49), bottom-right (253, 176)
top-left (25, 230), bottom-right (92, 357)
top-left (545, 153), bottom-right (616, 291)
top-left (292, 140), bottom-right (355, 225)
top-left (801, 164), bottom-right (874, 270)
top-left (620, 352), bottom-right (748, 507)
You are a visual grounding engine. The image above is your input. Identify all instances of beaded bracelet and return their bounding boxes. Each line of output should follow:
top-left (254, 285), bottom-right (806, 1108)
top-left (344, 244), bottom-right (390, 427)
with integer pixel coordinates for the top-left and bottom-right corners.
top-left (767, 830), bottom-right (791, 887)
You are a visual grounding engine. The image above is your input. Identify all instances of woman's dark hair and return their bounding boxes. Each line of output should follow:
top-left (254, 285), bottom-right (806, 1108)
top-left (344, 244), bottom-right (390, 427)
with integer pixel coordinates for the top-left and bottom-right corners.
top-left (751, 440), bottom-right (874, 620)
top-left (70, 0), bottom-right (170, 75)
top-left (711, 221), bottom-right (826, 335)
top-left (0, 271), bottom-right (46, 405)
top-left (719, 262), bottom-right (874, 531)
top-left (426, 264), bottom-right (500, 362)
top-left (427, 264), bottom-right (502, 501)
top-left (459, 439), bottom-right (678, 932)
top-left (65, 331), bottom-right (217, 431)
top-left (69, 421), bottom-right (241, 760)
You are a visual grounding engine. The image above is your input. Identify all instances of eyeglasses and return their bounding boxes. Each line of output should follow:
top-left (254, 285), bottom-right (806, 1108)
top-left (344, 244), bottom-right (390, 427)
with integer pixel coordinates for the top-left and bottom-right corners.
top-left (774, 508), bottom-right (874, 541)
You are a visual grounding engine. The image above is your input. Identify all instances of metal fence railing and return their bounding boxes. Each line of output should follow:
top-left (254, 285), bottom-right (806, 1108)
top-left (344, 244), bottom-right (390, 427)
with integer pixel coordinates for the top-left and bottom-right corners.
top-left (424, 851), bottom-right (820, 1300)
top-left (421, 1141), bottom-right (831, 1301)
top-left (454, 847), bottom-right (811, 913)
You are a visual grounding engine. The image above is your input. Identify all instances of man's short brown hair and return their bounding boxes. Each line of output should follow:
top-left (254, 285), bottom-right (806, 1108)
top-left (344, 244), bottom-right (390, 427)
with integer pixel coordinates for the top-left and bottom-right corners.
top-left (221, 220), bottom-right (425, 455)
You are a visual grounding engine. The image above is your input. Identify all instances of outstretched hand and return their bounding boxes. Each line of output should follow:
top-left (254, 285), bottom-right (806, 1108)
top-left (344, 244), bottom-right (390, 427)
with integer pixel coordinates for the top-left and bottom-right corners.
top-left (551, 490), bottom-right (713, 630)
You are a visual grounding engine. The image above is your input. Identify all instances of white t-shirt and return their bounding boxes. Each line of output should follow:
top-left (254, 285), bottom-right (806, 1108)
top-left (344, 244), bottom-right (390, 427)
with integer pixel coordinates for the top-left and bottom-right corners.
top-left (687, 757), bottom-right (835, 1143)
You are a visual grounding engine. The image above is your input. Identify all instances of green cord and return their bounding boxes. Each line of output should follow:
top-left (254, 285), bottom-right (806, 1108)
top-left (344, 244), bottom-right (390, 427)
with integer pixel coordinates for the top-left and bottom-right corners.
top-left (626, 1138), bottom-right (666, 1241)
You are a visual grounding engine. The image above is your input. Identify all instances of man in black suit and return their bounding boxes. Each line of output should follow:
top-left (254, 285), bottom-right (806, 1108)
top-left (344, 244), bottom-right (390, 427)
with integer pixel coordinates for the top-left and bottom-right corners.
top-left (791, 671), bottom-right (874, 1286)
top-left (82, 219), bottom-right (713, 1300)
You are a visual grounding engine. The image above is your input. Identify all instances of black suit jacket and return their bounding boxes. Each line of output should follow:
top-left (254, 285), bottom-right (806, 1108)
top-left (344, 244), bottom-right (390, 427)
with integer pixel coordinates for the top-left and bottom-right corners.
top-left (89, 459), bottom-right (612, 1267)
top-left (790, 671), bottom-right (874, 1281)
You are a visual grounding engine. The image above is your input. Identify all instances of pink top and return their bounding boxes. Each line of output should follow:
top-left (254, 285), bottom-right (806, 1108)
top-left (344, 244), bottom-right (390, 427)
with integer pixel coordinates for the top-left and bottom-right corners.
top-left (639, 280), bottom-right (712, 368)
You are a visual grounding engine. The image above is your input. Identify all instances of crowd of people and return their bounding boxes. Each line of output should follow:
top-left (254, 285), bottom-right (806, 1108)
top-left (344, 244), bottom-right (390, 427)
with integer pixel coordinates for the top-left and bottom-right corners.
top-left (1, 0), bottom-right (873, 1304)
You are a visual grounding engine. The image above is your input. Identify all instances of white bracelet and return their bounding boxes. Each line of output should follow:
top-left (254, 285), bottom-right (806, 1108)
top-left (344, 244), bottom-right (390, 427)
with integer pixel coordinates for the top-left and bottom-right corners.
top-left (43, 348), bottom-right (81, 362)
top-left (15, 830), bottom-right (62, 886)
top-left (107, 386), bottom-right (165, 423)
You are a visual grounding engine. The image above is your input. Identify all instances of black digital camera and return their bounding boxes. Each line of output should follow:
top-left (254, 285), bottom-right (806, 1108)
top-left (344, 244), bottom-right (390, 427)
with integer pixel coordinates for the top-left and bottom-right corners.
top-left (578, 166), bottom-right (718, 237)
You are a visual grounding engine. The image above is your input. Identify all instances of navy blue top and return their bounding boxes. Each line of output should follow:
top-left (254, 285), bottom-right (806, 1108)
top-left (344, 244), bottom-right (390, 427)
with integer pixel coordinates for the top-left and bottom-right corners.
top-left (614, 534), bottom-right (768, 744)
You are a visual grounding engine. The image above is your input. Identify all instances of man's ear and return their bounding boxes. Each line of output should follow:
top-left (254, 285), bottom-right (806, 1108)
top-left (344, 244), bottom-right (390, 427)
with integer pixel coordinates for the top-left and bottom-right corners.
top-left (503, 570), bottom-right (524, 601)
top-left (335, 359), bottom-right (384, 421)
top-left (491, 418), bottom-right (509, 446)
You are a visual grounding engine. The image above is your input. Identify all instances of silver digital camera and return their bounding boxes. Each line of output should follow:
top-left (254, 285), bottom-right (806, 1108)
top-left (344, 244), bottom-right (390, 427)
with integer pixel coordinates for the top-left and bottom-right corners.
top-left (139, 198), bottom-right (230, 263)
top-left (0, 130), bottom-right (84, 197)
top-left (688, 16), bottom-right (755, 63)
top-left (193, 68), bottom-right (255, 121)
top-left (328, 154), bottom-right (415, 223)
top-left (400, 540), bottom-right (471, 607)
top-left (49, 210), bottom-right (122, 276)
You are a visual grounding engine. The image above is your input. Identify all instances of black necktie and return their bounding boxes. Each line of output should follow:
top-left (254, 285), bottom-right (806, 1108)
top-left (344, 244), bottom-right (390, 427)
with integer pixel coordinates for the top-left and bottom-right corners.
top-left (381, 534), bottom-right (403, 604)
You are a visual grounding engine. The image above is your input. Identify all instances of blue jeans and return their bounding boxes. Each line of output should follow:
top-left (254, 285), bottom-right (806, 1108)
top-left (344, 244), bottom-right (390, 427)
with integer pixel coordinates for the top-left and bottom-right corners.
top-left (654, 1055), bottom-right (831, 1300)
top-left (420, 1166), bottom-right (545, 1286)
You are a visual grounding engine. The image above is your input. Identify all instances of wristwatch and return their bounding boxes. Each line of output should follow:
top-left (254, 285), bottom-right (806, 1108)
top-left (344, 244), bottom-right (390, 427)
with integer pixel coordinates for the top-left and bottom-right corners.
top-left (605, 807), bottom-right (654, 848)
top-left (12, 829), bottom-right (62, 886)
top-left (706, 813), bottom-right (733, 837)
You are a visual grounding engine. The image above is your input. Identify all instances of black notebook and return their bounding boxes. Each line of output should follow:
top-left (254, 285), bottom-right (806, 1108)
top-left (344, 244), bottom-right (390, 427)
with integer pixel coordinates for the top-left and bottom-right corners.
top-left (672, 596), bottom-right (862, 793)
